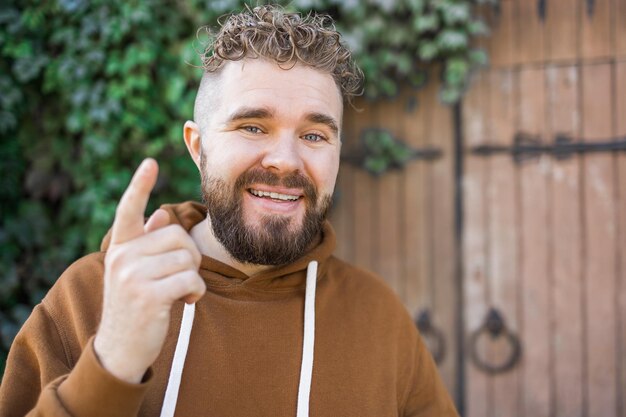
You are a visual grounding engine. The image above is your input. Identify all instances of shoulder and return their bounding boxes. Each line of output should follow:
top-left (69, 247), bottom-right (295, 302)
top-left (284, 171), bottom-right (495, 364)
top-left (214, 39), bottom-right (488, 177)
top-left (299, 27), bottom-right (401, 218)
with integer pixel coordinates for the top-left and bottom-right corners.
top-left (323, 256), bottom-right (414, 324)
top-left (324, 256), bottom-right (404, 301)
top-left (44, 252), bottom-right (105, 309)
top-left (41, 252), bottom-right (106, 351)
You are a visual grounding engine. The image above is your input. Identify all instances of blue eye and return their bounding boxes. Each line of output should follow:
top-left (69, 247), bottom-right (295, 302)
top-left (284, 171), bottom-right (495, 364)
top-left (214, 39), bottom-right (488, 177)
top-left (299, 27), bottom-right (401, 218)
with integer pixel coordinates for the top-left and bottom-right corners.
top-left (242, 126), bottom-right (263, 134)
top-left (303, 133), bottom-right (325, 142)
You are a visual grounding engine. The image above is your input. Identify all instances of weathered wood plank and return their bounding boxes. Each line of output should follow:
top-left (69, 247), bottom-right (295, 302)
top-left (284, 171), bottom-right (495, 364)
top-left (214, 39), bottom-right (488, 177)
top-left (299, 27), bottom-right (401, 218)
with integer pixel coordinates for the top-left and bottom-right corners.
top-left (349, 101), bottom-right (376, 273)
top-left (546, 0), bottom-right (579, 62)
top-left (547, 65), bottom-right (584, 417)
top-left (517, 66), bottom-right (551, 417)
top-left (486, 0), bottom-right (515, 68)
top-left (429, 80), bottom-right (457, 398)
top-left (616, 60), bottom-right (626, 417)
top-left (375, 169), bottom-right (402, 293)
top-left (581, 62), bottom-right (618, 417)
top-left (373, 98), bottom-right (404, 295)
top-left (487, 68), bottom-right (519, 417)
top-left (617, 0), bottom-right (626, 58)
top-left (402, 88), bottom-right (431, 316)
top-left (331, 166), bottom-right (352, 262)
top-left (463, 70), bottom-right (490, 417)
top-left (580, 0), bottom-right (613, 60)
top-left (514, 0), bottom-right (545, 64)
top-left (331, 100), bottom-right (358, 263)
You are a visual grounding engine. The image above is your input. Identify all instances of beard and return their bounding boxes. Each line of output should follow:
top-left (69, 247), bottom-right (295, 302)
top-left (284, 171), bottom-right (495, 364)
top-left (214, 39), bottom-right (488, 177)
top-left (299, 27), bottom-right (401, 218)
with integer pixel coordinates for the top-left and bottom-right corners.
top-left (200, 157), bottom-right (332, 266)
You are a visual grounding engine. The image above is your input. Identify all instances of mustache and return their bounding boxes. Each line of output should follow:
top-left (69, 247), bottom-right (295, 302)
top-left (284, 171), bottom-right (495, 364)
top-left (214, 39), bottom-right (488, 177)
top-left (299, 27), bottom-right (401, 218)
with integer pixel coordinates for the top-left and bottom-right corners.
top-left (234, 168), bottom-right (318, 201)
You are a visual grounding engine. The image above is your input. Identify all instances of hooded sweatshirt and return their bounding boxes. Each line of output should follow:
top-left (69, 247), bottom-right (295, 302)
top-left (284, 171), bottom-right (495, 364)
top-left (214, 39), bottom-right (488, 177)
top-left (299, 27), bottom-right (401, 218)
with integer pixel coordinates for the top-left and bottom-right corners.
top-left (0, 201), bottom-right (458, 417)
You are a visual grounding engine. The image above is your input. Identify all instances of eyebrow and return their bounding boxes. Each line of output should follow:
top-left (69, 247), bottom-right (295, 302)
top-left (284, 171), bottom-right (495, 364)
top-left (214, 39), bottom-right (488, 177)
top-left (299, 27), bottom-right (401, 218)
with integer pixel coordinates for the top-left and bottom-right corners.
top-left (227, 107), bottom-right (275, 122)
top-left (306, 112), bottom-right (339, 135)
top-left (226, 107), bottom-right (339, 135)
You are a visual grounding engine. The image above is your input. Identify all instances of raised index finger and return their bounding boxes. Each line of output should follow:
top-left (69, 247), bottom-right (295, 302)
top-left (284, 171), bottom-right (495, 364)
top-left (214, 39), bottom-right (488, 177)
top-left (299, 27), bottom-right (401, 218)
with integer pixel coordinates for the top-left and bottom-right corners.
top-left (111, 158), bottom-right (159, 245)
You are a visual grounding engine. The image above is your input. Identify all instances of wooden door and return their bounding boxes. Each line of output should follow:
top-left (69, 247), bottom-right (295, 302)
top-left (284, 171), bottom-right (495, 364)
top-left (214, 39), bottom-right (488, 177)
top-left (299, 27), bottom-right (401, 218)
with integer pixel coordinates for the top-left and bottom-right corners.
top-left (331, 1), bottom-right (626, 416)
top-left (461, 1), bottom-right (626, 416)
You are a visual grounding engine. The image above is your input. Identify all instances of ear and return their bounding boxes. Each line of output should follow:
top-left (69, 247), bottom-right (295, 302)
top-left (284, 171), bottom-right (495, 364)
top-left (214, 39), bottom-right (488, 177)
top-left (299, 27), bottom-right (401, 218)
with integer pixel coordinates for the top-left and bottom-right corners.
top-left (183, 120), bottom-right (202, 169)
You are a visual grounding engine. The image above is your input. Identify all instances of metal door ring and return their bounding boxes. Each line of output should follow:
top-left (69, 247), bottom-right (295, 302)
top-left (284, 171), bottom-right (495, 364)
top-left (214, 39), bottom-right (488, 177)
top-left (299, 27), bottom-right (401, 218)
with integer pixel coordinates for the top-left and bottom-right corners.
top-left (415, 309), bottom-right (446, 365)
top-left (468, 308), bottom-right (521, 374)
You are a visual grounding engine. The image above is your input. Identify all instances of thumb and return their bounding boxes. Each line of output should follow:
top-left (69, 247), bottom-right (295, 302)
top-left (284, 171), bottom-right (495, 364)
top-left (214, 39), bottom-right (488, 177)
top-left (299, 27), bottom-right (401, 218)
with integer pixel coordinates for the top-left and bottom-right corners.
top-left (144, 208), bottom-right (170, 233)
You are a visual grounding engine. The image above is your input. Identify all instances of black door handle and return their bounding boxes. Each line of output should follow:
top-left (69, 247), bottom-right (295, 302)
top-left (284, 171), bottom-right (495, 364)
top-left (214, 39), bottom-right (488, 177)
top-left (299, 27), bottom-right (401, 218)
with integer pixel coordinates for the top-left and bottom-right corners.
top-left (415, 309), bottom-right (446, 365)
top-left (468, 308), bottom-right (521, 374)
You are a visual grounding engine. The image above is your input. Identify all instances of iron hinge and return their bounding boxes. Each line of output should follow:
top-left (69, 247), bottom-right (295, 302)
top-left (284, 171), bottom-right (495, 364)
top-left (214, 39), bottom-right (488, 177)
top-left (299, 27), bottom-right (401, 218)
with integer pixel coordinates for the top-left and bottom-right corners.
top-left (537, 0), bottom-right (546, 21)
top-left (469, 132), bottom-right (626, 163)
top-left (587, 0), bottom-right (596, 18)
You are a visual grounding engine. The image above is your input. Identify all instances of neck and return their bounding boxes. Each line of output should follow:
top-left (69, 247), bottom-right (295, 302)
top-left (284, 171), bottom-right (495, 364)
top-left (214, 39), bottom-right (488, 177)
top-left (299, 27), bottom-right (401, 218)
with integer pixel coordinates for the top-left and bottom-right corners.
top-left (190, 216), bottom-right (275, 276)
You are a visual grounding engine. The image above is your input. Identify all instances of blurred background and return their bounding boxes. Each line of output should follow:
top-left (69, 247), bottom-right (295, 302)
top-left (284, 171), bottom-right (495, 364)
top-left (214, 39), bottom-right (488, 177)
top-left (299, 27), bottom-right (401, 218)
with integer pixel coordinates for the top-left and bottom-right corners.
top-left (1, 1), bottom-right (625, 416)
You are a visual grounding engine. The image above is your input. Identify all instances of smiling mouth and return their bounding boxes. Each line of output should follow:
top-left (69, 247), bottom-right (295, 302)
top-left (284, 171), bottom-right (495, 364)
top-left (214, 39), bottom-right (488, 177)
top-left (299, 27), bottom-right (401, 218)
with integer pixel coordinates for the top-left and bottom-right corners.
top-left (248, 188), bottom-right (301, 202)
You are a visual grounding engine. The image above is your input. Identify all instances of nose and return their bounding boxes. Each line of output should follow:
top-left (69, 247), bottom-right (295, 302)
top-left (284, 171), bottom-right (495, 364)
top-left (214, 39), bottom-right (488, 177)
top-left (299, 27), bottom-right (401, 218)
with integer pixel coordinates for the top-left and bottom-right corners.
top-left (260, 132), bottom-right (304, 174)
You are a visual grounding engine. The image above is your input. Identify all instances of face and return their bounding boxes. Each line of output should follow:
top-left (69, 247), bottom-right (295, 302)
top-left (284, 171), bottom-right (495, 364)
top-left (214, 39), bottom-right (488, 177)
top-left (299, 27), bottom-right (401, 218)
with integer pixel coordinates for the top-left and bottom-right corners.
top-left (188, 59), bottom-right (343, 266)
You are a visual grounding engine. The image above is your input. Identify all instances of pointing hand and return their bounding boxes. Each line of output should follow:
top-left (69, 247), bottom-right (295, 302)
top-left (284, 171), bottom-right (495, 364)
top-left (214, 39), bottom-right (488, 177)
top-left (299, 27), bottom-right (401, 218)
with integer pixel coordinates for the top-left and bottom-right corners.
top-left (94, 159), bottom-right (206, 383)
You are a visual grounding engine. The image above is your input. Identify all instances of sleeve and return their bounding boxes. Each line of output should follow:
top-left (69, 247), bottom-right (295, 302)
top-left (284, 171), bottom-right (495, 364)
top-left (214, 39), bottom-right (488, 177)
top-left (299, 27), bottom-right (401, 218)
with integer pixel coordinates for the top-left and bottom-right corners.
top-left (0, 278), bottom-right (151, 417)
top-left (400, 331), bottom-right (460, 417)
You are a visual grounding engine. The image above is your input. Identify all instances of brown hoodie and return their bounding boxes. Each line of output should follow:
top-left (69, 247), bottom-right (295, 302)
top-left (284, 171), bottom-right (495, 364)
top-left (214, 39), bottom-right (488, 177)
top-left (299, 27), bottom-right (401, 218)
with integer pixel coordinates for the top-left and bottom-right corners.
top-left (0, 201), bottom-right (458, 417)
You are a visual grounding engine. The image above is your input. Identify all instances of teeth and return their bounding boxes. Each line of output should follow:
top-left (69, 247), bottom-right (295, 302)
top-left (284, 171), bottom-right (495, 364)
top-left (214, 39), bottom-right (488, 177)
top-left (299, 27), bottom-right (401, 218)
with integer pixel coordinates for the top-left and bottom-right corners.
top-left (250, 189), bottom-right (299, 201)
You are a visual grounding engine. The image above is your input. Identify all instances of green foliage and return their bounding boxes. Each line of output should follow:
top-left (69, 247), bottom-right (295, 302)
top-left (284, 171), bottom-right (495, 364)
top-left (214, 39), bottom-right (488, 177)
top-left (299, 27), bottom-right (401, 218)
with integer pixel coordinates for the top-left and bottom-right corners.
top-left (0, 0), bottom-right (209, 367)
top-left (288, 0), bottom-right (497, 102)
top-left (0, 0), bottom-right (496, 370)
top-left (360, 129), bottom-right (414, 176)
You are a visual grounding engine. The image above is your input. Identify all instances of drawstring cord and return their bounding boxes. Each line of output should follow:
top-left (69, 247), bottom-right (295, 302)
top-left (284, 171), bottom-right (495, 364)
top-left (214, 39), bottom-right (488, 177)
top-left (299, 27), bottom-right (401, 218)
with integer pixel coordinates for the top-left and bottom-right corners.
top-left (296, 260), bottom-right (317, 417)
top-left (160, 302), bottom-right (195, 417)
top-left (160, 260), bottom-right (318, 417)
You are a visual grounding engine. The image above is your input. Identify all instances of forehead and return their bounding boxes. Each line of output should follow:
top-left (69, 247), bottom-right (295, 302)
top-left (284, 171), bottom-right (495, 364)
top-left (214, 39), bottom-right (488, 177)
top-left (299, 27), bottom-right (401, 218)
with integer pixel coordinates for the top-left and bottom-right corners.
top-left (215, 59), bottom-right (343, 124)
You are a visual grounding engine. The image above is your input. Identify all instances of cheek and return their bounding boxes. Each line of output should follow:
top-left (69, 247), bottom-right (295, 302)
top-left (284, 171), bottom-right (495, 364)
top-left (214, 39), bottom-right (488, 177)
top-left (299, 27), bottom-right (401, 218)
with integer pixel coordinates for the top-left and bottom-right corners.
top-left (307, 152), bottom-right (340, 195)
top-left (202, 138), bottom-right (263, 176)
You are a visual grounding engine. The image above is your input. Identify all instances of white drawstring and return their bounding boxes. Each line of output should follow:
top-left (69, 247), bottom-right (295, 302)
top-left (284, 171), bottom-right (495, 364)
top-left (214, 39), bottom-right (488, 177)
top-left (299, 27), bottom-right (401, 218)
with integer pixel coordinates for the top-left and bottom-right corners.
top-left (160, 302), bottom-right (196, 417)
top-left (296, 260), bottom-right (318, 417)
top-left (160, 261), bottom-right (318, 417)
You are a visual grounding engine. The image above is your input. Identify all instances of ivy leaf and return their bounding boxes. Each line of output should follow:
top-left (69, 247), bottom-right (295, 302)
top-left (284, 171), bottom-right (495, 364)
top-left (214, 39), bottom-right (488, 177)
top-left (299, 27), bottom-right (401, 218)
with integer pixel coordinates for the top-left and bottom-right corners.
top-left (439, 86), bottom-right (462, 104)
top-left (406, 0), bottom-right (425, 14)
top-left (445, 58), bottom-right (469, 87)
top-left (20, 8), bottom-right (45, 30)
top-left (419, 41), bottom-right (438, 61)
top-left (395, 54), bottom-right (413, 76)
top-left (166, 76), bottom-right (186, 105)
top-left (0, 8), bottom-right (18, 25)
top-left (66, 112), bottom-right (85, 133)
top-left (387, 26), bottom-right (410, 46)
top-left (436, 29), bottom-right (468, 51)
top-left (59, 0), bottom-right (87, 14)
top-left (84, 133), bottom-right (115, 158)
top-left (413, 14), bottom-right (439, 33)
top-left (468, 19), bottom-right (489, 36)
top-left (408, 70), bottom-right (427, 89)
top-left (364, 157), bottom-right (388, 176)
top-left (6, 40), bottom-right (33, 60)
top-left (469, 48), bottom-right (488, 66)
top-left (363, 15), bottom-right (385, 37)
top-left (439, 3), bottom-right (470, 25)
top-left (105, 51), bottom-right (122, 75)
top-left (0, 76), bottom-right (23, 108)
top-left (0, 111), bottom-right (16, 133)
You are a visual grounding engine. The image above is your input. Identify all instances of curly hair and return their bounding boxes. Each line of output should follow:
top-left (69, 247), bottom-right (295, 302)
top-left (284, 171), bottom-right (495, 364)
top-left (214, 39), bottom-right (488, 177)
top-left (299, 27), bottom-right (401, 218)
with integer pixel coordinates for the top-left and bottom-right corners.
top-left (199, 4), bottom-right (363, 101)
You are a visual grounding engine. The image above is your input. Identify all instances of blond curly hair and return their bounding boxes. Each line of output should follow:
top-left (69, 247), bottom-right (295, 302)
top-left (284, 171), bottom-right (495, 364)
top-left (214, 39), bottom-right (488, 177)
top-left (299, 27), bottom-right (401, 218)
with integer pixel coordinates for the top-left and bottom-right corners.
top-left (199, 4), bottom-right (363, 101)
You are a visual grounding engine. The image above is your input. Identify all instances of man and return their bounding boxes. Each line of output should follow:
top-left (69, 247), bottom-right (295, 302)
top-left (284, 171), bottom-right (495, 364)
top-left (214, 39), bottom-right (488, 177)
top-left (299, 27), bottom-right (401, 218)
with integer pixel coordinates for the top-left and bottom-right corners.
top-left (0, 5), bottom-right (458, 417)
